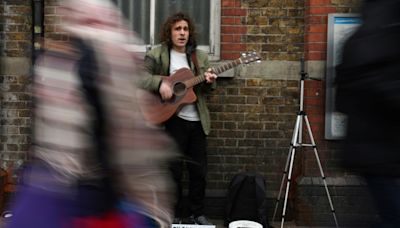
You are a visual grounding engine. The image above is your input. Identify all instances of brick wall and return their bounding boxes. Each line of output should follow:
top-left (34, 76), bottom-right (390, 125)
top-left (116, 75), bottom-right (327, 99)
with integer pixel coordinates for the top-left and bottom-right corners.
top-left (211, 0), bottom-right (308, 195)
top-left (210, 0), bottom-right (365, 225)
top-left (207, 78), bottom-right (300, 193)
top-left (223, 0), bottom-right (305, 61)
top-left (1, 0), bottom-right (372, 225)
top-left (221, 0), bottom-right (247, 60)
top-left (0, 0), bottom-right (32, 180)
top-left (43, 0), bottom-right (67, 42)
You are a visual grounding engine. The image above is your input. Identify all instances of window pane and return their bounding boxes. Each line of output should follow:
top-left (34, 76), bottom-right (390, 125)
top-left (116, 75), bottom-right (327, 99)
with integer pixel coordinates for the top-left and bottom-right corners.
top-left (112, 0), bottom-right (211, 46)
top-left (113, 0), bottom-right (151, 43)
top-left (132, 0), bottom-right (150, 43)
top-left (155, 0), bottom-right (210, 45)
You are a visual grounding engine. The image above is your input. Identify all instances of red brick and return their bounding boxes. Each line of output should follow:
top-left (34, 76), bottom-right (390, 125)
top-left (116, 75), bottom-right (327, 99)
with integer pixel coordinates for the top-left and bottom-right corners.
top-left (222, 0), bottom-right (240, 7)
top-left (222, 8), bottom-right (247, 16)
top-left (304, 97), bottom-right (324, 106)
top-left (309, 6), bottom-right (336, 15)
top-left (305, 80), bottom-right (323, 88)
top-left (221, 34), bottom-right (243, 43)
top-left (222, 34), bottom-right (234, 42)
top-left (306, 51), bottom-right (327, 60)
top-left (222, 17), bottom-right (235, 25)
top-left (307, 24), bottom-right (327, 33)
top-left (307, 0), bottom-right (332, 6)
top-left (306, 15), bottom-right (327, 24)
top-left (307, 115), bottom-right (324, 124)
top-left (304, 87), bottom-right (323, 97)
top-left (221, 17), bottom-right (242, 25)
top-left (304, 107), bottom-right (324, 115)
top-left (221, 43), bottom-right (246, 51)
top-left (309, 126), bottom-right (323, 139)
top-left (306, 33), bottom-right (326, 42)
top-left (221, 52), bottom-right (241, 60)
top-left (305, 43), bottom-right (327, 52)
top-left (233, 35), bottom-right (242, 42)
top-left (221, 26), bottom-right (247, 34)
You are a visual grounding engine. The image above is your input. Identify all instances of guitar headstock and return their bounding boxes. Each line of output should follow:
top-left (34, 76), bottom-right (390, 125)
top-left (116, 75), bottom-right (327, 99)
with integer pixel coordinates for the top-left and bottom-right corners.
top-left (240, 51), bottom-right (261, 64)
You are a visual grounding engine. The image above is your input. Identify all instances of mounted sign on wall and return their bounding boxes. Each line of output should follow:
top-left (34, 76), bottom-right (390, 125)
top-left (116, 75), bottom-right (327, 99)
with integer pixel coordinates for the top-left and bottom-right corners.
top-left (325, 14), bottom-right (362, 140)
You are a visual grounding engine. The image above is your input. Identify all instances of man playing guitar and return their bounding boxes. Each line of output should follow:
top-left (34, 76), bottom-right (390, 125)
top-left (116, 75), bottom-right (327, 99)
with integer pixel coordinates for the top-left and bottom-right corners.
top-left (139, 12), bottom-right (217, 225)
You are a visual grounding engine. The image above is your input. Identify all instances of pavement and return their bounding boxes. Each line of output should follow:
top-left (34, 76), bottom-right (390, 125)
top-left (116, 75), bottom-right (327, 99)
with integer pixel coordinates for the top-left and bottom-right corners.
top-left (0, 218), bottom-right (346, 228)
top-left (211, 219), bottom-right (341, 228)
top-left (213, 219), bottom-right (367, 228)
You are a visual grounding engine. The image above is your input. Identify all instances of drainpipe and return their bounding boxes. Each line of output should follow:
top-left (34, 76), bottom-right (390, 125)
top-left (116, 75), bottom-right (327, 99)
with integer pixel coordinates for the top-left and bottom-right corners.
top-left (32, 0), bottom-right (44, 63)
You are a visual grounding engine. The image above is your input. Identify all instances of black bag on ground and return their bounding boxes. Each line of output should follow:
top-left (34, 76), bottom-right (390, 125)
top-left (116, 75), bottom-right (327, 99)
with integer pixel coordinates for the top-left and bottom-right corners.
top-left (225, 172), bottom-right (270, 227)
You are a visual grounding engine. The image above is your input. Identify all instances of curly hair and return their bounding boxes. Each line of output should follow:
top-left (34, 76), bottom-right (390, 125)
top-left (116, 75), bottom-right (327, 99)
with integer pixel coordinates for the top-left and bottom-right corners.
top-left (160, 12), bottom-right (197, 52)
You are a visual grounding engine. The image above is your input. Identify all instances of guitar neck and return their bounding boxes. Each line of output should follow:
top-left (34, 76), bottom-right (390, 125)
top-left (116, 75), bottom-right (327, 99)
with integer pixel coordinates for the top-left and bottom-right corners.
top-left (211, 58), bottom-right (242, 74)
top-left (185, 58), bottom-right (242, 88)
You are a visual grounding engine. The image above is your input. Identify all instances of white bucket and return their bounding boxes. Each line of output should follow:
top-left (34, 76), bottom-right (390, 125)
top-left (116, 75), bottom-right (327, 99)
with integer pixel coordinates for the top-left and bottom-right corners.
top-left (229, 220), bottom-right (263, 228)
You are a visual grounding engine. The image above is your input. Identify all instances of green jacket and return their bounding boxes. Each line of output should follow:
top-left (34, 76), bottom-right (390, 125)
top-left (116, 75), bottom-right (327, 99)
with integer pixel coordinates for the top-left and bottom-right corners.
top-left (139, 44), bottom-right (216, 135)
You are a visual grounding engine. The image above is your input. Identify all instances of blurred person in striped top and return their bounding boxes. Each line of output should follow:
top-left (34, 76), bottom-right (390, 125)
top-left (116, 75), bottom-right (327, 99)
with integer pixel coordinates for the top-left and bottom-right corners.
top-left (6, 0), bottom-right (176, 227)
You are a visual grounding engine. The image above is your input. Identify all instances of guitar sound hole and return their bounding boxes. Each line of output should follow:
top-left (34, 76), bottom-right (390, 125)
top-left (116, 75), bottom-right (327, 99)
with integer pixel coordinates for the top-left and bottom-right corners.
top-left (173, 82), bottom-right (186, 96)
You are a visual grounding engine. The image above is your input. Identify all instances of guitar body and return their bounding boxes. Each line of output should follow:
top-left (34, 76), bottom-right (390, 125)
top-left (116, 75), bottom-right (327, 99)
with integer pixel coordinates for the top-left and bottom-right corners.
top-left (138, 52), bottom-right (261, 124)
top-left (137, 68), bottom-right (197, 124)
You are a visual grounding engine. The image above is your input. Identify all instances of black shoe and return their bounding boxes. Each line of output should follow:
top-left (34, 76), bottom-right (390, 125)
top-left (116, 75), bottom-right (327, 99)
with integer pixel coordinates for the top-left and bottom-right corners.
top-left (189, 215), bottom-right (213, 225)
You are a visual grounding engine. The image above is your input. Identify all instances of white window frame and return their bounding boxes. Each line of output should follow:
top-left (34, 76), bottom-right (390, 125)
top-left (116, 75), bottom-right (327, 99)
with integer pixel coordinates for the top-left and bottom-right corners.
top-left (115, 0), bottom-right (220, 60)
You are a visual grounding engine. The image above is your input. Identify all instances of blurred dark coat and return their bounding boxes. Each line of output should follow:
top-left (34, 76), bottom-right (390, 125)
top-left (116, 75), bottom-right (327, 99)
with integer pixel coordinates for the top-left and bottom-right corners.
top-left (335, 0), bottom-right (400, 176)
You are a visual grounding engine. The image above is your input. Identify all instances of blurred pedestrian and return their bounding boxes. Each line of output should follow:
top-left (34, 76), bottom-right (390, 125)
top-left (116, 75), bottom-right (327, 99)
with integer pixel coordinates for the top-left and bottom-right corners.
top-left (6, 0), bottom-right (176, 227)
top-left (335, 0), bottom-right (400, 227)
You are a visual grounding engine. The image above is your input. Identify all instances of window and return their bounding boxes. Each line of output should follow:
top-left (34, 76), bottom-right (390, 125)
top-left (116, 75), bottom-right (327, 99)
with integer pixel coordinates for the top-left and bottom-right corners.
top-left (112, 0), bottom-right (220, 60)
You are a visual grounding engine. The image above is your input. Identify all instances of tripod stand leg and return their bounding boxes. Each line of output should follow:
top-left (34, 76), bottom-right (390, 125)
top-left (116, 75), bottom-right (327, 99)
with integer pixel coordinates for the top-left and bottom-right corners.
top-left (274, 115), bottom-right (302, 228)
top-left (280, 146), bottom-right (297, 228)
top-left (303, 115), bottom-right (339, 228)
top-left (272, 145), bottom-right (292, 222)
top-left (272, 115), bottom-right (300, 222)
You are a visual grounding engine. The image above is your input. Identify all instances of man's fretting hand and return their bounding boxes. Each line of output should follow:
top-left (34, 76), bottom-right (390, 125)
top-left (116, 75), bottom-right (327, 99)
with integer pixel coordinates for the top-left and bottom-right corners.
top-left (204, 68), bottom-right (217, 83)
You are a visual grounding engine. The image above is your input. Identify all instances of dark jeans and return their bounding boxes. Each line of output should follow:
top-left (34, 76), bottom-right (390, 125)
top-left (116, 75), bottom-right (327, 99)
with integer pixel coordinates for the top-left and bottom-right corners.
top-left (164, 115), bottom-right (207, 217)
top-left (366, 176), bottom-right (400, 228)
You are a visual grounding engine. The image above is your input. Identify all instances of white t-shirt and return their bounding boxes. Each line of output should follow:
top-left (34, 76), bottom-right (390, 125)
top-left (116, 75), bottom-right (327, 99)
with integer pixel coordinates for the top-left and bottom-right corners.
top-left (169, 49), bottom-right (200, 121)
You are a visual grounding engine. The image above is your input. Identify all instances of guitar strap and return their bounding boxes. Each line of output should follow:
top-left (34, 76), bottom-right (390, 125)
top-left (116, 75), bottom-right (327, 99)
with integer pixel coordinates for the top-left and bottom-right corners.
top-left (191, 51), bottom-right (200, 76)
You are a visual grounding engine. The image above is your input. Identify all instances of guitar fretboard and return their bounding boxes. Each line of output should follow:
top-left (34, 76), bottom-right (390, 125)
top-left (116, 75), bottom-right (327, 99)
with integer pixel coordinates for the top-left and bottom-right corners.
top-left (211, 59), bottom-right (242, 74)
top-left (185, 59), bottom-right (242, 88)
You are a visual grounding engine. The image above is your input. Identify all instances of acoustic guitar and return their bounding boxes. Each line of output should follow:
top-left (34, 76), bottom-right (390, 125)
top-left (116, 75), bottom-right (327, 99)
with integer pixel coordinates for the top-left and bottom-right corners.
top-left (137, 52), bottom-right (261, 124)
